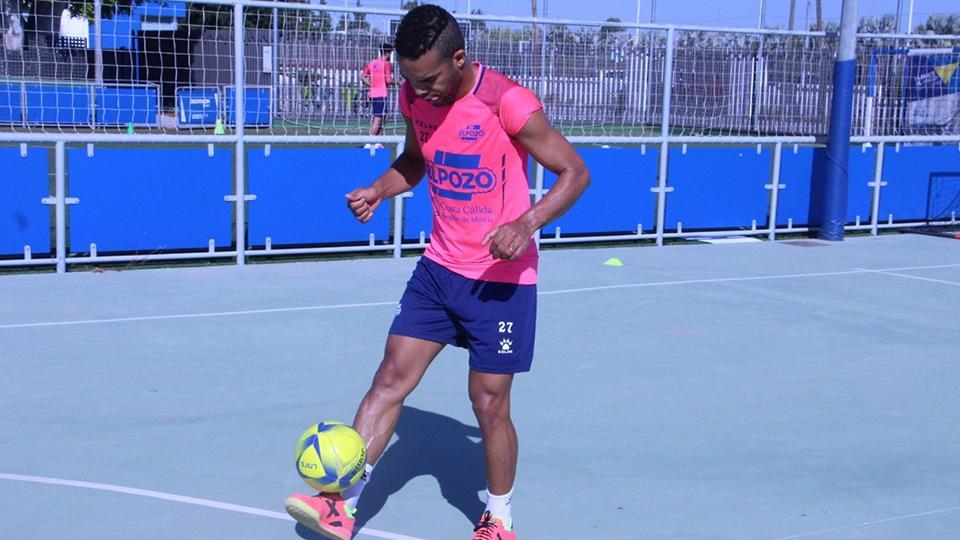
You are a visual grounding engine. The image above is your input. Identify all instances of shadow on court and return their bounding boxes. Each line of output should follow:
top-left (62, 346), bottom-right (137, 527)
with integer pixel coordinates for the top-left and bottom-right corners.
top-left (357, 406), bottom-right (486, 528)
top-left (295, 406), bottom-right (486, 539)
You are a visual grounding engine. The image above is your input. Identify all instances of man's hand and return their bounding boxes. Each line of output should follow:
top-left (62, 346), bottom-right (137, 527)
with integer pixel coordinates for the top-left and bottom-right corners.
top-left (482, 220), bottom-right (535, 261)
top-left (345, 186), bottom-right (382, 223)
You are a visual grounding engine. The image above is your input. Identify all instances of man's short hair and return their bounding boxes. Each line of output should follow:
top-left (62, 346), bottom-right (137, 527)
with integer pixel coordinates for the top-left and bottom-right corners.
top-left (394, 5), bottom-right (464, 60)
top-left (380, 42), bottom-right (393, 55)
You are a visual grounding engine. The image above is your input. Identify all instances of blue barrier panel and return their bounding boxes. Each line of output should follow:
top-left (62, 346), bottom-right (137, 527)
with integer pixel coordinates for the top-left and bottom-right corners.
top-left (96, 86), bottom-right (159, 126)
top-left (69, 147), bottom-right (233, 253)
top-left (225, 86), bottom-right (271, 127)
top-left (96, 18), bottom-right (136, 50)
top-left (176, 87), bottom-right (220, 127)
top-left (24, 84), bottom-right (92, 125)
top-left (542, 146), bottom-right (658, 236)
top-left (880, 145), bottom-right (960, 222)
top-left (0, 83), bottom-right (22, 123)
top-left (0, 147), bottom-right (50, 256)
top-left (846, 146), bottom-right (878, 223)
top-left (248, 147), bottom-right (392, 246)
top-left (777, 146), bottom-right (875, 227)
top-left (403, 178), bottom-right (433, 242)
top-left (666, 146), bottom-right (771, 230)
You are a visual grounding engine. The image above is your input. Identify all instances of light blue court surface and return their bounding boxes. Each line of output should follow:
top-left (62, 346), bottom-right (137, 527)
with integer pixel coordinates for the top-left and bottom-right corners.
top-left (1, 234), bottom-right (959, 540)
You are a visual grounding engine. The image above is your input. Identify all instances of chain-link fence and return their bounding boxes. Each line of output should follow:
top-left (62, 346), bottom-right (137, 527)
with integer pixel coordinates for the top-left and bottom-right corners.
top-left (0, 1), bottom-right (958, 138)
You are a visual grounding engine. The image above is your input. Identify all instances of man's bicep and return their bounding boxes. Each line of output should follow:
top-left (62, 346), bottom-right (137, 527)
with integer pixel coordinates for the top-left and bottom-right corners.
top-left (515, 111), bottom-right (580, 175)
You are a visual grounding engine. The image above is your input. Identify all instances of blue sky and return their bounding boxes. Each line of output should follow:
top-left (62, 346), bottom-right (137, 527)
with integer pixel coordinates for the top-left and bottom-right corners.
top-left (342, 0), bottom-right (959, 30)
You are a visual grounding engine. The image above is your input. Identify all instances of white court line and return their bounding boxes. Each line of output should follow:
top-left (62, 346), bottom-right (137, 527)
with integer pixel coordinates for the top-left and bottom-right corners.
top-left (770, 505), bottom-right (960, 539)
top-left (538, 269), bottom-right (864, 295)
top-left (854, 268), bottom-right (960, 287)
top-left (1, 263), bottom-right (959, 330)
top-left (0, 301), bottom-right (396, 330)
top-left (0, 472), bottom-right (425, 540)
top-left (872, 263), bottom-right (960, 272)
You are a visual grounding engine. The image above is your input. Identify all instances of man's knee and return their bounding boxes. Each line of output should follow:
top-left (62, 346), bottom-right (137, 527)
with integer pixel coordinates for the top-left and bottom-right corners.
top-left (470, 388), bottom-right (510, 427)
top-left (369, 356), bottom-right (414, 402)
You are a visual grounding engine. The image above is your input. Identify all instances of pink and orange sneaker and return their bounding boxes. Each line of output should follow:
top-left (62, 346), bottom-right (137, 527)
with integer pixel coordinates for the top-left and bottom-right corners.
top-left (284, 492), bottom-right (356, 540)
top-left (472, 511), bottom-right (516, 540)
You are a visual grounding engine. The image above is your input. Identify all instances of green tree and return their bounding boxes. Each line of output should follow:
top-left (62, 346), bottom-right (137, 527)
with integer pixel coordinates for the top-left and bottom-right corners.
top-left (65, 0), bottom-right (133, 21)
top-left (485, 26), bottom-right (532, 43)
top-left (915, 13), bottom-right (960, 35)
top-left (547, 24), bottom-right (574, 45)
top-left (281, 0), bottom-right (332, 33)
top-left (336, 0), bottom-right (370, 32)
top-left (598, 17), bottom-right (624, 43)
top-left (858, 14), bottom-right (897, 34)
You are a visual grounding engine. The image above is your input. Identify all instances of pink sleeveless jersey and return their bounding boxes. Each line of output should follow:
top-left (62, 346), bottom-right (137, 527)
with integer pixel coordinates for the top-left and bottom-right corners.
top-left (399, 64), bottom-right (542, 285)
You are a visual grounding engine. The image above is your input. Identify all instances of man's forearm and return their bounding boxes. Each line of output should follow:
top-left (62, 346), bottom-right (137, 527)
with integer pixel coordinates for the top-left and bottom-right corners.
top-left (518, 166), bottom-right (590, 234)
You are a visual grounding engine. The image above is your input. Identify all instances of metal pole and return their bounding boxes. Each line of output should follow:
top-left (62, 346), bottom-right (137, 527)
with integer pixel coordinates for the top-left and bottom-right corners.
top-left (538, 21), bottom-right (547, 101)
top-left (650, 0), bottom-right (656, 23)
top-left (655, 27), bottom-right (675, 247)
top-left (819, 0), bottom-right (858, 241)
top-left (272, 7), bottom-right (279, 127)
top-left (869, 143), bottom-right (885, 236)
top-left (234, 2), bottom-right (247, 264)
top-left (906, 0), bottom-right (915, 33)
top-left (94, 0), bottom-right (103, 86)
top-left (635, 0), bottom-right (641, 41)
top-left (768, 143), bottom-right (782, 240)
top-left (754, 34), bottom-right (766, 134)
top-left (534, 162), bottom-right (544, 250)
top-left (55, 141), bottom-right (66, 274)
top-left (895, 0), bottom-right (903, 33)
top-left (758, 0), bottom-right (766, 28)
top-left (392, 140), bottom-right (405, 259)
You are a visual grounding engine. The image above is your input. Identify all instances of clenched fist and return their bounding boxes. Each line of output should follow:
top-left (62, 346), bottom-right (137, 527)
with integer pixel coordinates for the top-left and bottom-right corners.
top-left (345, 186), bottom-right (382, 223)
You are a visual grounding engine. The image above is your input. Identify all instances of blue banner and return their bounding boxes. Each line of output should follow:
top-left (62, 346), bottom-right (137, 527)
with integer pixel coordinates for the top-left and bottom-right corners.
top-left (904, 50), bottom-right (960, 132)
top-left (176, 87), bottom-right (221, 127)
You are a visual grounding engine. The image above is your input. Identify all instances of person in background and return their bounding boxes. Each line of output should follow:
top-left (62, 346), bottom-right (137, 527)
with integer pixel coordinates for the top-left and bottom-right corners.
top-left (361, 42), bottom-right (395, 150)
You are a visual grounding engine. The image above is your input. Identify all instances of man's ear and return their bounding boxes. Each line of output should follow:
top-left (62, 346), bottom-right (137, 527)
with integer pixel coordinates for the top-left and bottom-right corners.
top-left (453, 49), bottom-right (467, 69)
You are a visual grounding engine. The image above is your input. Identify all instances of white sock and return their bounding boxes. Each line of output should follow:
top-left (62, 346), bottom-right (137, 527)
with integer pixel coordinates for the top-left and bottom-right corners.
top-left (343, 463), bottom-right (374, 510)
top-left (484, 488), bottom-right (513, 529)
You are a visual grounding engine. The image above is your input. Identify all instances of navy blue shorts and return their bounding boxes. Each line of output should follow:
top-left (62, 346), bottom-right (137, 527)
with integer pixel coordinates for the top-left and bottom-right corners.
top-left (371, 97), bottom-right (386, 117)
top-left (389, 258), bottom-right (537, 374)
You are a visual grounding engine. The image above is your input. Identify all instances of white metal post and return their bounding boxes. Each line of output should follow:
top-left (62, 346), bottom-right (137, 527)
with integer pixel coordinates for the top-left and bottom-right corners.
top-left (392, 140), bottom-right (405, 259)
top-left (534, 162), bottom-right (545, 249)
top-left (635, 0), bottom-right (641, 41)
top-left (272, 7), bottom-right (279, 126)
top-left (234, 3), bottom-right (247, 265)
top-left (753, 34), bottom-right (766, 134)
top-left (94, 0), bottom-right (103, 86)
top-left (767, 143), bottom-right (783, 240)
top-left (55, 141), bottom-right (66, 273)
top-left (869, 143), bottom-right (886, 236)
top-left (895, 0), bottom-right (904, 33)
top-left (906, 0), bottom-right (915, 33)
top-left (654, 27), bottom-right (675, 247)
